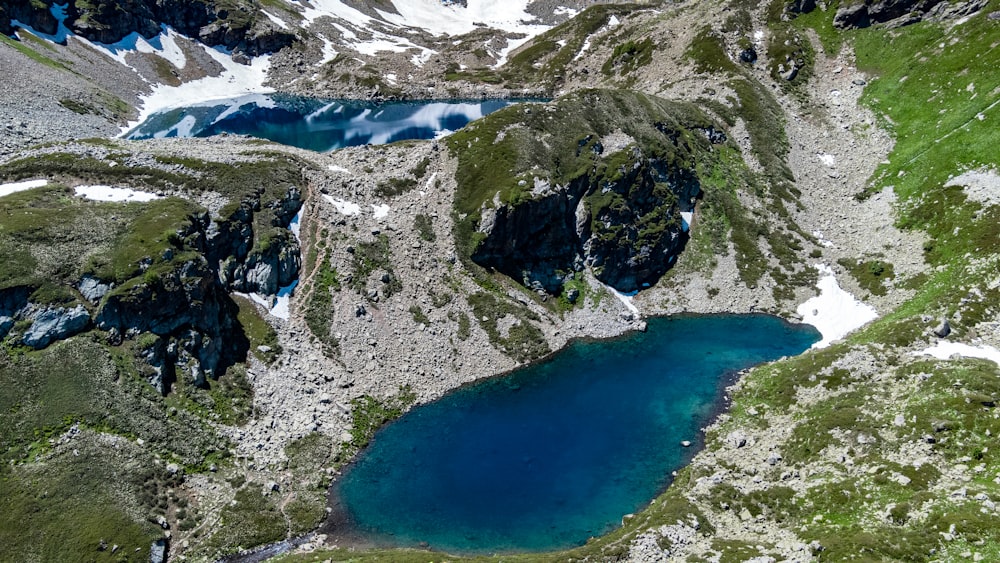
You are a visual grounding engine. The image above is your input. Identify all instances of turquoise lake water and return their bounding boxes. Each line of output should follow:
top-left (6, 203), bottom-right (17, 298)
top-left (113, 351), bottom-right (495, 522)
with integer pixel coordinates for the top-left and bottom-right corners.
top-left (335, 314), bottom-right (819, 554)
top-left (125, 95), bottom-right (512, 151)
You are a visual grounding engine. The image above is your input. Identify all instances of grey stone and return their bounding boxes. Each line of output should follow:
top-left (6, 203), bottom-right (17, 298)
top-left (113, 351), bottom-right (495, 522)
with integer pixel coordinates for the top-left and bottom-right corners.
top-left (22, 305), bottom-right (91, 349)
top-left (77, 275), bottom-right (112, 304)
top-left (834, 3), bottom-right (870, 28)
top-left (150, 539), bottom-right (167, 563)
top-left (933, 318), bottom-right (951, 338)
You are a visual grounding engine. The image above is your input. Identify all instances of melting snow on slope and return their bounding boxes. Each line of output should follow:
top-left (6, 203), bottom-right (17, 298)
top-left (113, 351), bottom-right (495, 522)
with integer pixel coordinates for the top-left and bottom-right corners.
top-left (914, 341), bottom-right (1000, 366)
top-left (372, 204), bottom-right (390, 220)
top-left (289, 211), bottom-right (302, 242)
top-left (611, 288), bottom-right (640, 316)
top-left (19, 5), bottom-right (276, 134)
top-left (0, 179), bottom-right (48, 197)
top-left (323, 195), bottom-right (362, 215)
top-left (680, 211), bottom-right (693, 232)
top-left (374, 0), bottom-right (548, 37)
top-left (123, 49), bottom-right (274, 134)
top-left (75, 185), bottom-right (162, 202)
top-left (797, 264), bottom-right (878, 348)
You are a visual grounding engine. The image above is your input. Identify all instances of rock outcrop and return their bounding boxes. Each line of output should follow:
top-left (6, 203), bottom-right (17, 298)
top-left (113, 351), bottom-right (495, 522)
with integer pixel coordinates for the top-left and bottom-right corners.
top-left (1, 0), bottom-right (295, 59)
top-left (0, 175), bottom-right (302, 392)
top-left (22, 304), bottom-right (91, 349)
top-left (821, 0), bottom-right (988, 28)
top-left (191, 187), bottom-right (303, 295)
top-left (0, 0), bottom-right (58, 36)
top-left (448, 90), bottom-right (722, 294)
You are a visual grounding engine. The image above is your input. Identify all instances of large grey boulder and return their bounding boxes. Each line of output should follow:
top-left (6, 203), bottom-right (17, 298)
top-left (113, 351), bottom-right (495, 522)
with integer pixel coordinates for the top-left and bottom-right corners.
top-left (77, 275), bottom-right (113, 304)
top-left (150, 538), bottom-right (167, 563)
top-left (22, 305), bottom-right (91, 349)
top-left (834, 4), bottom-right (871, 28)
top-left (933, 318), bottom-right (951, 338)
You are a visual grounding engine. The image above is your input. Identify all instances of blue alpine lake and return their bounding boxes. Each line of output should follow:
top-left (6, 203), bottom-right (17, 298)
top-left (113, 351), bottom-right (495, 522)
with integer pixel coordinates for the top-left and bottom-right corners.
top-left (125, 94), bottom-right (513, 151)
top-left (335, 314), bottom-right (820, 554)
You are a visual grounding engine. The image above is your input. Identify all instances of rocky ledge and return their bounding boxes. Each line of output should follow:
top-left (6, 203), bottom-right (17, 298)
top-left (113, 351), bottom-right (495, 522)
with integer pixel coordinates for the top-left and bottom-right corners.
top-left (448, 89), bottom-right (728, 295)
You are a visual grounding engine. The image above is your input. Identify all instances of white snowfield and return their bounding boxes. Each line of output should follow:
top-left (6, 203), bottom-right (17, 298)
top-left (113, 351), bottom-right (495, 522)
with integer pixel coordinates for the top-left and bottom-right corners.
top-left (74, 185), bottom-right (162, 202)
top-left (796, 264), bottom-right (879, 348)
top-left (323, 195), bottom-right (362, 215)
top-left (0, 179), bottom-right (48, 198)
top-left (21, 1), bottom-right (565, 136)
top-left (915, 341), bottom-right (1000, 366)
top-left (375, 0), bottom-right (549, 37)
top-left (124, 50), bottom-right (274, 134)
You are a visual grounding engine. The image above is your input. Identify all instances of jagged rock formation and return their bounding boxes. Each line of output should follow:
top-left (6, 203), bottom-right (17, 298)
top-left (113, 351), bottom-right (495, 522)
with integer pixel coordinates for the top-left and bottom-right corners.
top-left (0, 0), bottom-right (295, 58)
top-left (0, 156), bottom-right (303, 393)
top-left (812, 0), bottom-right (991, 28)
top-left (21, 304), bottom-right (91, 348)
top-left (448, 89), bottom-right (725, 294)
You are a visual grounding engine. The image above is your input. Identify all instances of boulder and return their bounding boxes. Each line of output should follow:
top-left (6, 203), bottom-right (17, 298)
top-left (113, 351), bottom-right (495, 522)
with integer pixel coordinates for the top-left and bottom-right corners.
top-left (834, 4), bottom-right (871, 28)
top-left (1, 0), bottom-right (58, 37)
top-left (22, 305), bottom-right (91, 349)
top-left (150, 538), bottom-right (168, 563)
top-left (77, 275), bottom-right (112, 304)
top-left (786, 0), bottom-right (817, 13)
top-left (932, 318), bottom-right (951, 338)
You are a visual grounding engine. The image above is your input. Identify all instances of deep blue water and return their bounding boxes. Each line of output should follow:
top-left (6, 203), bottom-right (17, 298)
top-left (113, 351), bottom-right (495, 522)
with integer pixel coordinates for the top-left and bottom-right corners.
top-left (336, 314), bottom-right (819, 554)
top-left (125, 94), bottom-right (512, 151)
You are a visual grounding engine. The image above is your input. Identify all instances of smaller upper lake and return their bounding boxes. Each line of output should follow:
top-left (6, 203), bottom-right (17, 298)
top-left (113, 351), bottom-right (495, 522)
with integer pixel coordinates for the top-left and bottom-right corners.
top-left (335, 314), bottom-right (819, 554)
top-left (125, 94), bottom-right (512, 152)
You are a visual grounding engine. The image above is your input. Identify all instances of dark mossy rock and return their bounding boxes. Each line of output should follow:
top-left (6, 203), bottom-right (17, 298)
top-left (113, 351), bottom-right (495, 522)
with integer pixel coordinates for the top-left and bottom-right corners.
top-left (2, 0), bottom-right (295, 56)
top-left (447, 89), bottom-right (722, 293)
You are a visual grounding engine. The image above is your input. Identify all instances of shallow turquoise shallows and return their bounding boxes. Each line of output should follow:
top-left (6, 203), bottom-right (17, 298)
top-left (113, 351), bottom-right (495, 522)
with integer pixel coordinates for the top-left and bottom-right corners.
top-left (125, 95), bottom-right (512, 152)
top-left (336, 314), bottom-right (819, 554)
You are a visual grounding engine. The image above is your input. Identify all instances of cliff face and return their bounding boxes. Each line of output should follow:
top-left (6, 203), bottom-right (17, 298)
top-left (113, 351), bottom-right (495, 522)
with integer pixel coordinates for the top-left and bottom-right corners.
top-left (0, 168), bottom-right (303, 394)
top-left (0, 0), bottom-right (295, 58)
top-left (448, 89), bottom-right (723, 294)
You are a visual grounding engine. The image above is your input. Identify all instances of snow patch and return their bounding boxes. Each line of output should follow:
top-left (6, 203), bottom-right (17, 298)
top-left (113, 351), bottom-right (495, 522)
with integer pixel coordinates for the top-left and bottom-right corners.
top-left (915, 341), bottom-right (1000, 366)
top-left (328, 164), bottom-right (352, 173)
top-left (323, 195), bottom-right (361, 215)
top-left (796, 264), bottom-right (878, 348)
top-left (493, 35), bottom-right (534, 68)
top-left (611, 288), bottom-right (640, 316)
top-left (270, 280), bottom-right (298, 320)
top-left (812, 231), bottom-right (835, 248)
top-left (122, 48), bottom-right (274, 135)
top-left (680, 211), bottom-right (693, 232)
top-left (423, 172), bottom-right (438, 191)
top-left (261, 10), bottom-right (290, 30)
top-left (74, 185), bottom-right (161, 202)
top-left (375, 0), bottom-right (546, 38)
top-left (289, 211), bottom-right (302, 242)
top-left (372, 204), bottom-right (390, 220)
top-left (0, 179), bottom-right (48, 197)
top-left (817, 153), bottom-right (836, 167)
top-left (319, 37), bottom-right (339, 64)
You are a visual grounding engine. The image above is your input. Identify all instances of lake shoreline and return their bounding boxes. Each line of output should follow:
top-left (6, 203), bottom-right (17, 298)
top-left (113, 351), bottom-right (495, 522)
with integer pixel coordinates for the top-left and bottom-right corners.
top-left (315, 313), bottom-right (819, 557)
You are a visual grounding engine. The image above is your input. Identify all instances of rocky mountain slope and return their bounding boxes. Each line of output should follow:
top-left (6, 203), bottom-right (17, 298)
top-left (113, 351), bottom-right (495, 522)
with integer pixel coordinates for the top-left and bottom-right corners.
top-left (1, 0), bottom-right (999, 561)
